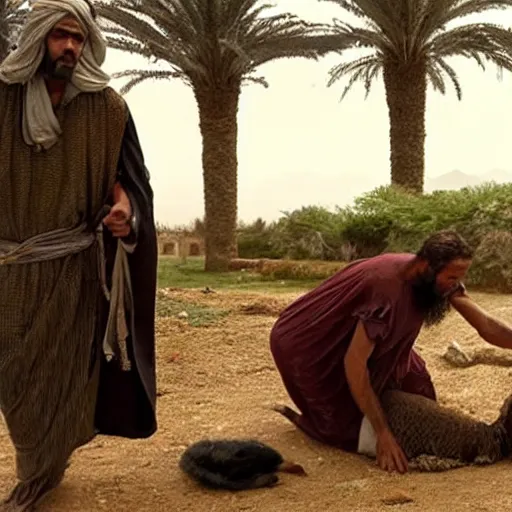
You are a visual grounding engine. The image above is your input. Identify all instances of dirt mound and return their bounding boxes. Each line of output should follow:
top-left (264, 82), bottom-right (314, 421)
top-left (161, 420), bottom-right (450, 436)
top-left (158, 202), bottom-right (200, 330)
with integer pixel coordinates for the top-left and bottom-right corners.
top-left (238, 299), bottom-right (284, 316)
top-left (158, 287), bottom-right (294, 316)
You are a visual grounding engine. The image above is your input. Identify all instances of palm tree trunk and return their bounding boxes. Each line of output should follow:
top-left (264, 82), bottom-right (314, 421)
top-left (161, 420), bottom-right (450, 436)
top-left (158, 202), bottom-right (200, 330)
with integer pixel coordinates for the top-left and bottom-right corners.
top-left (194, 85), bottom-right (240, 272)
top-left (383, 59), bottom-right (427, 193)
top-left (0, 0), bottom-right (9, 64)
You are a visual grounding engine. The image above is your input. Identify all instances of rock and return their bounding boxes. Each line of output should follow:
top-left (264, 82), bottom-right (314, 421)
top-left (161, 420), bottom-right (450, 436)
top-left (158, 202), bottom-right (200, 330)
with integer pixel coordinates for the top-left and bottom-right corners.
top-left (381, 491), bottom-right (414, 506)
top-left (442, 340), bottom-right (472, 367)
top-left (177, 311), bottom-right (189, 319)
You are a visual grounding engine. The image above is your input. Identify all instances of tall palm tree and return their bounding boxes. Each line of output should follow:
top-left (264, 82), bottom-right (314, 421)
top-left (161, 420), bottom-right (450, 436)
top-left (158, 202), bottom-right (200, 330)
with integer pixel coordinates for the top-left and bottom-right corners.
top-left (0, 0), bottom-right (28, 63)
top-left (319, 0), bottom-right (512, 193)
top-left (95, 0), bottom-right (341, 271)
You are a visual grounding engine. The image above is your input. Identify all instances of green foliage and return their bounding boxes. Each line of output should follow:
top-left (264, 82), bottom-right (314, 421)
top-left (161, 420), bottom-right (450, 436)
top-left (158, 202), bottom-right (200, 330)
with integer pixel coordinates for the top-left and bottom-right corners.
top-left (156, 183), bottom-right (512, 291)
top-left (157, 256), bottom-right (321, 292)
top-left (237, 218), bottom-right (285, 259)
top-left (270, 206), bottom-right (349, 260)
top-left (156, 292), bottom-right (229, 327)
top-left (232, 183), bottom-right (512, 291)
top-left (465, 231), bottom-right (512, 293)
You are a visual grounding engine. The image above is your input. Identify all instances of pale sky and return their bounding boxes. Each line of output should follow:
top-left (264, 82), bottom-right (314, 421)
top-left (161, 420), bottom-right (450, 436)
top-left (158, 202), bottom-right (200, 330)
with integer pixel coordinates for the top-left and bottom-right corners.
top-left (99, 1), bottom-right (512, 227)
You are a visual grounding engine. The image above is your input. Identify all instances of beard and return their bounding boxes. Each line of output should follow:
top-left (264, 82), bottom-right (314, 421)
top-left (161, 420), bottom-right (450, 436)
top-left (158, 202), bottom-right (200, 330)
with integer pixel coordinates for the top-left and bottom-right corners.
top-left (411, 268), bottom-right (451, 327)
top-left (40, 50), bottom-right (77, 81)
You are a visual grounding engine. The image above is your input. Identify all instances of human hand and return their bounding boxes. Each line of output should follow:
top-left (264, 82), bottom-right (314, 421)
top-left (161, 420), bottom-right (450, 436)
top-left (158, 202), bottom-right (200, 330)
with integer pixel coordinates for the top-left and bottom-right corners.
top-left (103, 202), bottom-right (132, 237)
top-left (376, 429), bottom-right (408, 474)
top-left (103, 183), bottom-right (132, 238)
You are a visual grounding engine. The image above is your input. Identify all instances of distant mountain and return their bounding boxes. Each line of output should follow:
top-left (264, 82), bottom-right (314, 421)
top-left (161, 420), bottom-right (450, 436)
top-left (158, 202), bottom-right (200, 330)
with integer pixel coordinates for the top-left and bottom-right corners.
top-left (424, 169), bottom-right (512, 192)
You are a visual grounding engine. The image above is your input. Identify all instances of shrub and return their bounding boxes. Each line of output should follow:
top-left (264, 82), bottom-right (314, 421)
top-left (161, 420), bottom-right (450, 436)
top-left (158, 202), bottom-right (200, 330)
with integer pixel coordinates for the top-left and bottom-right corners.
top-left (234, 182), bottom-right (512, 294)
top-left (236, 218), bottom-right (286, 259)
top-left (465, 231), bottom-right (512, 293)
top-left (270, 206), bottom-right (348, 260)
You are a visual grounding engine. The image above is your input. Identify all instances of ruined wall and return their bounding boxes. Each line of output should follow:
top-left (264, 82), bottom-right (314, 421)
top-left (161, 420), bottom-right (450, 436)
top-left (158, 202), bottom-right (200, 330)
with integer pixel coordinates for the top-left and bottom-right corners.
top-left (157, 232), bottom-right (205, 257)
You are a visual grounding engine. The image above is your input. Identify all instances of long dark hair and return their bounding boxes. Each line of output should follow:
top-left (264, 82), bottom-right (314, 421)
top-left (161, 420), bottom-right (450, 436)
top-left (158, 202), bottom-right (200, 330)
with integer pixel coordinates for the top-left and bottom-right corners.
top-left (416, 230), bottom-right (473, 272)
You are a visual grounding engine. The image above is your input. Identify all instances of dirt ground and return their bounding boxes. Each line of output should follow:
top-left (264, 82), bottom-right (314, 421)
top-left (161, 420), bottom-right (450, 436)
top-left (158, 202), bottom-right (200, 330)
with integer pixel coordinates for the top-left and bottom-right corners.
top-left (1, 288), bottom-right (512, 511)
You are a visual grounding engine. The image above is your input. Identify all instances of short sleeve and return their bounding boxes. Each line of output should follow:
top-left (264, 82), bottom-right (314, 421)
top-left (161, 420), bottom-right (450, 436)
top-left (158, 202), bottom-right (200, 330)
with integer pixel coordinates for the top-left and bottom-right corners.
top-left (352, 296), bottom-right (392, 344)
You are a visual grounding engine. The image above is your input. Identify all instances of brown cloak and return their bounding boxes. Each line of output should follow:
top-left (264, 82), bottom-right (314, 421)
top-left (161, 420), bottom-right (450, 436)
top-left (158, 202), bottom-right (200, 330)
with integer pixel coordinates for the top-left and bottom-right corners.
top-left (0, 81), bottom-right (157, 508)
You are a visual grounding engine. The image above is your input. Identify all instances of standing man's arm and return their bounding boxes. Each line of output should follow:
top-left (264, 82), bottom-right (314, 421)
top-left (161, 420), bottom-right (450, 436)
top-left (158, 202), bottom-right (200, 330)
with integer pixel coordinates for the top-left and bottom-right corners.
top-left (103, 105), bottom-right (156, 252)
top-left (344, 320), bottom-right (408, 473)
top-left (450, 287), bottom-right (512, 349)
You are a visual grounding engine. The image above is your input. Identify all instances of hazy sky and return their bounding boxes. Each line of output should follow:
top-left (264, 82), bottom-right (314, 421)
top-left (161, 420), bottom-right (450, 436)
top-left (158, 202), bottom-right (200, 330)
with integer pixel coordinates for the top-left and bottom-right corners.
top-left (99, 1), bottom-right (512, 227)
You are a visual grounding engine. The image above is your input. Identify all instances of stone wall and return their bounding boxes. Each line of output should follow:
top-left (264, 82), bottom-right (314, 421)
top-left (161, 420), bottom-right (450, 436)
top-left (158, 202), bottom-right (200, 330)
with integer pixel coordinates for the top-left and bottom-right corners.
top-left (157, 232), bottom-right (205, 257)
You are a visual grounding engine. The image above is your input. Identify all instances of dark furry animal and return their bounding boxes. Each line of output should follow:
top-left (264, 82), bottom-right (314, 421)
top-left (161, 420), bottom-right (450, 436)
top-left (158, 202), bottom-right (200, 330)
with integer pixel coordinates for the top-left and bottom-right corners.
top-left (179, 439), bottom-right (306, 490)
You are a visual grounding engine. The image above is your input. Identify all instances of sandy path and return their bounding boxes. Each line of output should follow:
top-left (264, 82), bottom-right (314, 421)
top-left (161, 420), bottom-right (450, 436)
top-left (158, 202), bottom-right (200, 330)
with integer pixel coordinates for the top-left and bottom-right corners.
top-left (1, 289), bottom-right (512, 511)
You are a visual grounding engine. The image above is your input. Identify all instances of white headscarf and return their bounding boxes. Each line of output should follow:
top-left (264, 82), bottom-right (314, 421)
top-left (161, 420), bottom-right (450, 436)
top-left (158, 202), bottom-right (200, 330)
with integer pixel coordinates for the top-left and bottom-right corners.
top-left (0, 0), bottom-right (111, 150)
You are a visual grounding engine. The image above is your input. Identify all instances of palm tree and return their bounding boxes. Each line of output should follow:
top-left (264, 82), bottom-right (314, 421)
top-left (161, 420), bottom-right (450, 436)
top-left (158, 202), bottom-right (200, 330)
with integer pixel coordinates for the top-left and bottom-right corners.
top-left (95, 0), bottom-right (341, 272)
top-left (0, 0), bottom-right (28, 63)
top-left (319, 0), bottom-right (512, 193)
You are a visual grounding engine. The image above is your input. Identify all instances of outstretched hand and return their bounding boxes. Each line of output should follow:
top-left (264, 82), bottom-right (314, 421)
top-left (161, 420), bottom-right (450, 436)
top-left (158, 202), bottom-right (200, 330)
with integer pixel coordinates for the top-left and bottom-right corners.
top-left (376, 429), bottom-right (408, 474)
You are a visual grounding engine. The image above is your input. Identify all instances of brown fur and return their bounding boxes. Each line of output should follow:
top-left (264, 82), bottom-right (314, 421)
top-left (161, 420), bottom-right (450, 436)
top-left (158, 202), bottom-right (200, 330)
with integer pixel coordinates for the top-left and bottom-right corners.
top-left (273, 390), bottom-right (512, 472)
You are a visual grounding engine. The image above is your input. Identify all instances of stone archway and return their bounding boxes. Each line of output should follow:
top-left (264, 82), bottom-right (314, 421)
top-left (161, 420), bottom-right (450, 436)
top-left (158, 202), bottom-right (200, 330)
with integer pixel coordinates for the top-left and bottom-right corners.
top-left (163, 242), bottom-right (176, 255)
top-left (189, 242), bottom-right (200, 256)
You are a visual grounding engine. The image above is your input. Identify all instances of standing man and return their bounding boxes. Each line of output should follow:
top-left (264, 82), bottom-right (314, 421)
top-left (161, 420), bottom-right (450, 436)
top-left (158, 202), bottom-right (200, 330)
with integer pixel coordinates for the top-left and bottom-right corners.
top-left (270, 230), bottom-right (512, 474)
top-left (0, 0), bottom-right (158, 509)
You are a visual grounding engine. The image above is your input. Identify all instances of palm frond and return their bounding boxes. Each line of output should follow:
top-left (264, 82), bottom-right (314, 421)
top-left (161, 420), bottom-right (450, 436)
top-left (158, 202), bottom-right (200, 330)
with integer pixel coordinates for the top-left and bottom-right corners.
top-left (112, 68), bottom-right (189, 94)
top-left (443, 0), bottom-right (512, 25)
top-left (426, 60), bottom-right (448, 95)
top-left (427, 57), bottom-right (462, 98)
top-left (1, 0), bottom-right (28, 58)
top-left (319, 0), bottom-right (512, 103)
top-left (97, 0), bottom-right (346, 90)
top-left (97, 3), bottom-right (173, 59)
top-left (319, 0), bottom-right (368, 19)
top-left (249, 33), bottom-right (350, 67)
top-left (320, 0), bottom-right (411, 51)
top-left (327, 54), bottom-right (383, 100)
top-left (329, 19), bottom-right (396, 54)
top-left (241, 73), bottom-right (269, 87)
top-left (429, 23), bottom-right (512, 73)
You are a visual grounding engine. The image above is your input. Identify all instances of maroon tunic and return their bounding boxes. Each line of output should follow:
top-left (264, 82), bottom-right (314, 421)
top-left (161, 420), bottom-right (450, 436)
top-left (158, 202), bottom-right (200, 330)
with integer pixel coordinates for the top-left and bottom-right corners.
top-left (270, 253), bottom-right (436, 451)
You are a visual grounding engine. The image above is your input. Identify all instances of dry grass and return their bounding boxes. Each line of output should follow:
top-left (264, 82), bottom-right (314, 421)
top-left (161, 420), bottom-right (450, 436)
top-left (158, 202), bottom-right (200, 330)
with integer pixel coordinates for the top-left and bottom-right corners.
top-left (256, 259), bottom-right (346, 280)
top-left (1, 289), bottom-right (512, 511)
top-left (227, 258), bottom-right (346, 280)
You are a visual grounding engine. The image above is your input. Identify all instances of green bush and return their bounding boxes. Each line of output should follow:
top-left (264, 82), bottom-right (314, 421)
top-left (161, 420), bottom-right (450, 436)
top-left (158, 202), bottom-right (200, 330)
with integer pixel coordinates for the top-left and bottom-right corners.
top-left (270, 206), bottom-right (348, 260)
top-left (235, 183), bottom-right (512, 288)
top-left (236, 218), bottom-right (286, 259)
top-left (465, 230), bottom-right (512, 292)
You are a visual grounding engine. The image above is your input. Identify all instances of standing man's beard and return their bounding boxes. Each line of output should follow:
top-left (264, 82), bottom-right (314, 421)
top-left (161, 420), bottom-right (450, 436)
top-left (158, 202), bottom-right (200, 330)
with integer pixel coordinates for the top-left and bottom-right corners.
top-left (411, 269), bottom-right (451, 327)
top-left (40, 50), bottom-right (77, 81)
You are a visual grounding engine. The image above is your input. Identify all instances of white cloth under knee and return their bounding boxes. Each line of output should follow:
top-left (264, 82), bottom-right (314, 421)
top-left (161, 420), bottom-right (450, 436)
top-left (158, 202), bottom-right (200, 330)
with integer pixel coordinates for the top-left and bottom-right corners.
top-left (357, 416), bottom-right (377, 457)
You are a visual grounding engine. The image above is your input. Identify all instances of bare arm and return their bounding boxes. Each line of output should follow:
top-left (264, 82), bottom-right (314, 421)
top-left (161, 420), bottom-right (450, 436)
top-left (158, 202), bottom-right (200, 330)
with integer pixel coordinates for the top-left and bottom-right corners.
top-left (344, 320), bottom-right (389, 436)
top-left (450, 290), bottom-right (512, 349)
top-left (344, 320), bottom-right (408, 473)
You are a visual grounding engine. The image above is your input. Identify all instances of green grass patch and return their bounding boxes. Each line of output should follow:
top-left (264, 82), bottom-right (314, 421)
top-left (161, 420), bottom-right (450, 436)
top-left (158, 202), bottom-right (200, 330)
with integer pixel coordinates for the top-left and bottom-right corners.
top-left (157, 256), bottom-right (321, 293)
top-left (156, 293), bottom-right (229, 327)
